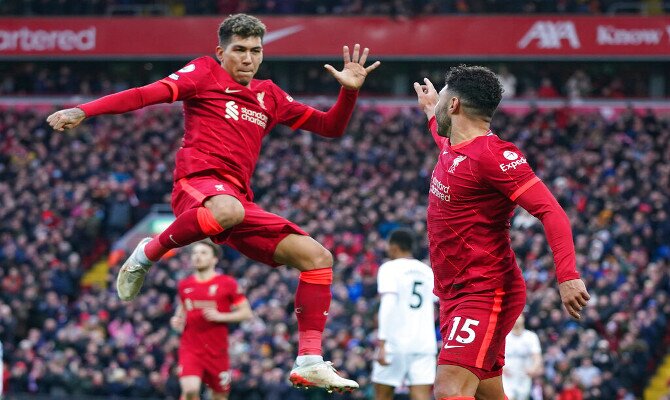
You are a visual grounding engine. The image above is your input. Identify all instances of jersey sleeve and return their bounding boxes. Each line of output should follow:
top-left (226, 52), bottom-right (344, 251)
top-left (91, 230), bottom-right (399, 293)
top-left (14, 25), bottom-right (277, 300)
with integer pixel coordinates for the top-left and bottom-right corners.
top-left (159, 57), bottom-right (213, 102)
top-left (270, 83), bottom-right (315, 130)
top-left (479, 140), bottom-right (540, 201)
top-left (429, 116), bottom-right (447, 150)
top-left (377, 263), bottom-right (398, 294)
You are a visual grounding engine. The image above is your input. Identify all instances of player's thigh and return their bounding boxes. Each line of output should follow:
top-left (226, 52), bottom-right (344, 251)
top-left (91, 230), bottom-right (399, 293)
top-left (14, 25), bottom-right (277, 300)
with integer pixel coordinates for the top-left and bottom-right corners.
top-left (179, 376), bottom-right (202, 396)
top-left (224, 202), bottom-right (312, 268)
top-left (172, 174), bottom-right (243, 220)
top-left (408, 384), bottom-right (433, 400)
top-left (438, 288), bottom-right (525, 377)
top-left (178, 349), bottom-right (205, 386)
top-left (374, 383), bottom-right (395, 400)
top-left (210, 390), bottom-right (229, 400)
top-left (273, 234), bottom-right (333, 271)
top-left (407, 353), bottom-right (436, 387)
top-left (372, 353), bottom-right (406, 388)
top-left (201, 353), bottom-right (232, 394)
top-left (433, 364), bottom-right (479, 398)
top-left (204, 194), bottom-right (245, 228)
top-left (475, 375), bottom-right (506, 400)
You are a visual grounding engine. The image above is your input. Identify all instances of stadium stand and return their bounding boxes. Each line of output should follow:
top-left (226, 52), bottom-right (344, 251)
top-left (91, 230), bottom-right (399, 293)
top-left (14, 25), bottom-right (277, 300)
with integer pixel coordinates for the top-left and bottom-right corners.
top-left (0, 0), bottom-right (660, 16)
top-left (1, 102), bottom-right (668, 399)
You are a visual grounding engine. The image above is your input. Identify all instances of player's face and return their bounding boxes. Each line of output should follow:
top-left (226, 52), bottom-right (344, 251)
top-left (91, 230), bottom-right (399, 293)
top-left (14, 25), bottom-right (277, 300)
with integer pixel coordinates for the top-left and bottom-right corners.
top-left (191, 243), bottom-right (217, 272)
top-left (435, 85), bottom-right (454, 138)
top-left (217, 35), bottom-right (263, 86)
top-left (514, 314), bottom-right (525, 330)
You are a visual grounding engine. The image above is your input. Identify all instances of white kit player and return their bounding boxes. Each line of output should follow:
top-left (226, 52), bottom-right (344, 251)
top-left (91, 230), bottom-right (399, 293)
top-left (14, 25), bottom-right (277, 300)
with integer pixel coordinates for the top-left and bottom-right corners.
top-left (373, 229), bottom-right (437, 400)
top-left (503, 315), bottom-right (543, 400)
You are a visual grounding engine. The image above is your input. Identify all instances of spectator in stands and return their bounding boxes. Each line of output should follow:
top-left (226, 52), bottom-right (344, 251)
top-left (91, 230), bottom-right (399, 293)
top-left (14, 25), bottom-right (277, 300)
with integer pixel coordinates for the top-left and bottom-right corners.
top-left (0, 104), bottom-right (669, 399)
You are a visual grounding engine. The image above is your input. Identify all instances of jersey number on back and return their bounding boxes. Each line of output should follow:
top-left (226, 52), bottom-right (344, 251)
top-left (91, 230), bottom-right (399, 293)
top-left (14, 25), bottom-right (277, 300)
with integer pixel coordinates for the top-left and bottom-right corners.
top-left (410, 281), bottom-right (423, 309)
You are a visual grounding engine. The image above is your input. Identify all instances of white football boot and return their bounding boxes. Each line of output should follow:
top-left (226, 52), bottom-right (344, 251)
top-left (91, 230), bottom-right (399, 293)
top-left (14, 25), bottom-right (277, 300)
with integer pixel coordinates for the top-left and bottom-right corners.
top-left (116, 237), bottom-right (153, 301)
top-left (289, 361), bottom-right (359, 393)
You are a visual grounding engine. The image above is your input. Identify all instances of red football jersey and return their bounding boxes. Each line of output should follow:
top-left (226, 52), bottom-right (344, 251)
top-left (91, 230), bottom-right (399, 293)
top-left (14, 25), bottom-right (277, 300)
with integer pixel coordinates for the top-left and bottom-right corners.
top-left (177, 274), bottom-right (246, 355)
top-left (427, 118), bottom-right (540, 299)
top-left (159, 56), bottom-right (314, 197)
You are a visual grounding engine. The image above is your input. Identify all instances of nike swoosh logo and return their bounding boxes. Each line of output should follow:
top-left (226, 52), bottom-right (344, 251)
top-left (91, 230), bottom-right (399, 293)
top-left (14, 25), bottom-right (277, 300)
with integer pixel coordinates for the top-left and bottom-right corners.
top-left (225, 88), bottom-right (242, 93)
top-left (264, 25), bottom-right (304, 44)
top-left (169, 234), bottom-right (180, 245)
top-left (443, 344), bottom-right (465, 349)
top-left (323, 311), bottom-right (329, 316)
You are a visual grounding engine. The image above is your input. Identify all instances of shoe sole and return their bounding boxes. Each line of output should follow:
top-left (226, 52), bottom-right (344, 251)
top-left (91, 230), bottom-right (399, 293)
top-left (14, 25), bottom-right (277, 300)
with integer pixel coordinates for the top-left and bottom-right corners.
top-left (288, 373), bottom-right (357, 393)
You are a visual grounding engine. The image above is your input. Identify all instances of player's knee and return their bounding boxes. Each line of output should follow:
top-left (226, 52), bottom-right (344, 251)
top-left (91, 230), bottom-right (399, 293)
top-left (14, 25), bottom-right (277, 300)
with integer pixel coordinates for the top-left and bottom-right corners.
top-left (182, 390), bottom-right (200, 400)
top-left (306, 246), bottom-right (333, 270)
top-left (433, 380), bottom-right (467, 399)
top-left (206, 196), bottom-right (245, 228)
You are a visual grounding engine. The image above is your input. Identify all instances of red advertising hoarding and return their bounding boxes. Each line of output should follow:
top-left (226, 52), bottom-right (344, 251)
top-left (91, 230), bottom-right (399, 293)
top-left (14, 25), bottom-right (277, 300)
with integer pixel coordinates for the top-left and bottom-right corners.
top-left (1, 16), bottom-right (669, 59)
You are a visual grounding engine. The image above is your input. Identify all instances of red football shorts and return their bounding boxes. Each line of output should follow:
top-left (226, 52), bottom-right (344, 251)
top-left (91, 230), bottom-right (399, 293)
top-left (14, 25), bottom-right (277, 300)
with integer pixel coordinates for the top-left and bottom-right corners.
top-left (438, 281), bottom-right (526, 380)
top-left (171, 171), bottom-right (308, 267)
top-left (178, 348), bottom-right (231, 393)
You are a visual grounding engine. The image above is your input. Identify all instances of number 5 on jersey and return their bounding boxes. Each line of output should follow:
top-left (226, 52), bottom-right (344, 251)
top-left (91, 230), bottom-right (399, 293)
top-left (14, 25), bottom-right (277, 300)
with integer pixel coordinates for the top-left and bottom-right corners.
top-left (444, 316), bottom-right (480, 348)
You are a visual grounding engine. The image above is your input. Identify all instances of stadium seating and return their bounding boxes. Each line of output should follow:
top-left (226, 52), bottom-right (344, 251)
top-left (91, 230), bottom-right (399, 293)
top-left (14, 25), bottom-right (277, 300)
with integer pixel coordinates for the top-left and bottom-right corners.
top-left (1, 104), bottom-right (668, 399)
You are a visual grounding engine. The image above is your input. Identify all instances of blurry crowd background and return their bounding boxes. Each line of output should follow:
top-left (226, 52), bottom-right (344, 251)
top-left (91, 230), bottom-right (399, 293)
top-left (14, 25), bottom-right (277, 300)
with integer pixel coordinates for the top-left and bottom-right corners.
top-left (2, 61), bottom-right (665, 100)
top-left (0, 0), bottom-right (658, 16)
top-left (1, 100), bottom-right (669, 399)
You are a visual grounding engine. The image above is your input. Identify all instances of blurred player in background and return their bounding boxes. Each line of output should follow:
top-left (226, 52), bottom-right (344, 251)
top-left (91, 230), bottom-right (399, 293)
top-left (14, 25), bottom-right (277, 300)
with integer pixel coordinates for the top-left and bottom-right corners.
top-left (372, 228), bottom-right (436, 400)
top-left (502, 315), bottom-right (542, 400)
top-left (170, 240), bottom-right (253, 400)
top-left (47, 13), bottom-right (380, 392)
top-left (413, 65), bottom-right (589, 400)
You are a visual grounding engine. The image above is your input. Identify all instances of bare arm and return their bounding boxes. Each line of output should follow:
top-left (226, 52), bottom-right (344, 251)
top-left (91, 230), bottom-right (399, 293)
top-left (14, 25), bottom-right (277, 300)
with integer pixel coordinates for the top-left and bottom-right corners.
top-left (527, 352), bottom-right (544, 378)
top-left (375, 292), bottom-right (398, 366)
top-left (202, 299), bottom-right (253, 324)
top-left (170, 302), bottom-right (186, 333)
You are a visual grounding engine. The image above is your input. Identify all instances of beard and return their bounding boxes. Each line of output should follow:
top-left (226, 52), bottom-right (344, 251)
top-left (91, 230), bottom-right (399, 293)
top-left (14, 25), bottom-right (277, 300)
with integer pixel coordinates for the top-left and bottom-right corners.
top-left (436, 112), bottom-right (452, 138)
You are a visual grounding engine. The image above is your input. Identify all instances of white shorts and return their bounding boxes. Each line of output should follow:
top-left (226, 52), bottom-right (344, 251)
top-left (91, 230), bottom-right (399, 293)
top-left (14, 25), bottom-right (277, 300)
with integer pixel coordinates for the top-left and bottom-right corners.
top-left (502, 376), bottom-right (532, 400)
top-left (371, 353), bottom-right (436, 387)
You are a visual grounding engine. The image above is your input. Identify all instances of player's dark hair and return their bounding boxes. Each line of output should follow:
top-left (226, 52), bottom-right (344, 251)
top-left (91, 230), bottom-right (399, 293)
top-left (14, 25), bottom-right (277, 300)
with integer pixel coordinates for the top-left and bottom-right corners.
top-left (389, 228), bottom-right (415, 253)
top-left (193, 239), bottom-right (222, 259)
top-left (445, 64), bottom-right (503, 120)
top-left (218, 14), bottom-right (266, 46)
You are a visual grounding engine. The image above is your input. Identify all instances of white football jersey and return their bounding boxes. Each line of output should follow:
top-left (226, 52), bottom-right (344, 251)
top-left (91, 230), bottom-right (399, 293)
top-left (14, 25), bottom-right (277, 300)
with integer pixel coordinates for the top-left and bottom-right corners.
top-left (504, 329), bottom-right (542, 382)
top-left (377, 258), bottom-right (437, 355)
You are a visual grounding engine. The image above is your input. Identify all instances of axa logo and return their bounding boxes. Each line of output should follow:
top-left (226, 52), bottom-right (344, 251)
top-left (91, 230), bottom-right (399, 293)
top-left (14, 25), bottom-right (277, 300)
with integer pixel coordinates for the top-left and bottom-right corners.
top-left (225, 101), bottom-right (239, 121)
top-left (448, 155), bottom-right (467, 174)
top-left (518, 21), bottom-right (581, 49)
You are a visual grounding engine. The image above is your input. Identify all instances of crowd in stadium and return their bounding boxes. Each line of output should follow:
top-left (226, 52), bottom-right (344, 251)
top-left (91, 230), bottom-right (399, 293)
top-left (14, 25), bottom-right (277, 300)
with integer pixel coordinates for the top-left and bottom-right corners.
top-left (1, 100), bottom-right (668, 398)
top-left (1, 62), bottom-right (655, 100)
top-left (0, 0), bottom-right (639, 16)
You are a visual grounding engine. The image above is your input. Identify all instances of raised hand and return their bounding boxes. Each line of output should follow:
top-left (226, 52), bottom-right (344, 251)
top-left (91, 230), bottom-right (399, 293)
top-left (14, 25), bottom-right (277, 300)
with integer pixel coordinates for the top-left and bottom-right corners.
top-left (558, 278), bottom-right (590, 320)
top-left (413, 77), bottom-right (439, 120)
top-left (324, 44), bottom-right (381, 91)
top-left (46, 107), bottom-right (86, 131)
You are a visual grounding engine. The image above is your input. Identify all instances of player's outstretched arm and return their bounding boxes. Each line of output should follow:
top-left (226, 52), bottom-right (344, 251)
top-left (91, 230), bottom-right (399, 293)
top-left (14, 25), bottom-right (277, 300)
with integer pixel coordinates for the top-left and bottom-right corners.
top-left (324, 44), bottom-right (381, 90)
top-left (515, 181), bottom-right (590, 320)
top-left (413, 77), bottom-right (438, 121)
top-left (46, 81), bottom-right (172, 131)
top-left (47, 107), bottom-right (87, 132)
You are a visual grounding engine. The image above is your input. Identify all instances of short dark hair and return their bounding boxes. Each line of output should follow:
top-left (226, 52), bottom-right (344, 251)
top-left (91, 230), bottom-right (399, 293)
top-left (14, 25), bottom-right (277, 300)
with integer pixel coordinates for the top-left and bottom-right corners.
top-left (445, 64), bottom-right (503, 119)
top-left (193, 239), bottom-right (222, 259)
top-left (389, 228), bottom-right (415, 253)
top-left (218, 14), bottom-right (266, 46)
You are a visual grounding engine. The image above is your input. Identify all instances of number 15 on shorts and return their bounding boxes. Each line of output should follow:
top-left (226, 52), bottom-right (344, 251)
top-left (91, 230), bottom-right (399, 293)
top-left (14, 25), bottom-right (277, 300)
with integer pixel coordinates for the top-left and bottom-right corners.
top-left (444, 317), bottom-right (480, 348)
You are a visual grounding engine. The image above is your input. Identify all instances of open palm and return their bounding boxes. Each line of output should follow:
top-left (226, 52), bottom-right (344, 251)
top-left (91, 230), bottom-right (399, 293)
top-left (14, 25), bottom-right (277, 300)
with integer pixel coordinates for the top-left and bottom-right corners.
top-left (324, 44), bottom-right (381, 90)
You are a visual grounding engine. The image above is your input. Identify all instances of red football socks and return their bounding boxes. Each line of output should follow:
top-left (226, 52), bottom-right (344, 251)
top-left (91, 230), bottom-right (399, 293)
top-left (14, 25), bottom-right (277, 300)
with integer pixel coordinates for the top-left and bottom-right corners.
top-left (144, 207), bottom-right (224, 262)
top-left (295, 268), bottom-right (333, 355)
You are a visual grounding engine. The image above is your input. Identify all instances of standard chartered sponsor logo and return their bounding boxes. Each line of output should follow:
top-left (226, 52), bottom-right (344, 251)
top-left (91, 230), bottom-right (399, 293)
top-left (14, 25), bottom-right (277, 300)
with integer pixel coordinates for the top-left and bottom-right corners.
top-left (240, 106), bottom-right (268, 128)
top-left (430, 176), bottom-right (450, 202)
top-left (0, 27), bottom-right (96, 52)
top-left (223, 101), bottom-right (267, 128)
top-left (500, 157), bottom-right (528, 172)
top-left (224, 101), bottom-right (239, 120)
